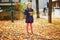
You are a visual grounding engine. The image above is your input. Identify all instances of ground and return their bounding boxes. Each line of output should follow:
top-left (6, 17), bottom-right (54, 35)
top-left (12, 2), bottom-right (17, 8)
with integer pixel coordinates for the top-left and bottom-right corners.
top-left (0, 16), bottom-right (60, 40)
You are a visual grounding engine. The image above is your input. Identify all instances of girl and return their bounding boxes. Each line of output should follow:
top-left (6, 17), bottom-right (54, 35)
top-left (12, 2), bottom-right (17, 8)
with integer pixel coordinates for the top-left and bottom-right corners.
top-left (24, 2), bottom-right (34, 34)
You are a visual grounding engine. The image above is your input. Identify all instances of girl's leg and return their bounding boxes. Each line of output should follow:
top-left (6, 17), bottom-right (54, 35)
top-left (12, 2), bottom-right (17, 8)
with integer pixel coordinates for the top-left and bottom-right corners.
top-left (30, 23), bottom-right (33, 34)
top-left (26, 23), bottom-right (29, 33)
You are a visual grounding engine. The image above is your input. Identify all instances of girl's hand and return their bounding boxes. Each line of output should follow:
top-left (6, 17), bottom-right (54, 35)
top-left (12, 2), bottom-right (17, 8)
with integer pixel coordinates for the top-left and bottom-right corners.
top-left (29, 12), bottom-right (32, 13)
top-left (29, 12), bottom-right (33, 16)
top-left (29, 12), bottom-right (35, 16)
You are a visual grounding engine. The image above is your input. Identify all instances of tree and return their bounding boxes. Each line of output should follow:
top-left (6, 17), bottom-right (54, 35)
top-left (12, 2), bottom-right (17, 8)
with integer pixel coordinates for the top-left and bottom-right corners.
top-left (48, 0), bottom-right (52, 23)
top-left (36, 0), bottom-right (40, 18)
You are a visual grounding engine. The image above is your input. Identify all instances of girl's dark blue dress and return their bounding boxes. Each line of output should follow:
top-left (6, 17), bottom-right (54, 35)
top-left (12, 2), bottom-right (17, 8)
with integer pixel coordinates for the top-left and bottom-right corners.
top-left (24, 8), bottom-right (34, 23)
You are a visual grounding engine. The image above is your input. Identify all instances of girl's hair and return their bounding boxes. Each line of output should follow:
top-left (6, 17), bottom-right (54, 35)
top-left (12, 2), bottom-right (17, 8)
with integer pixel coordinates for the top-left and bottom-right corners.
top-left (26, 2), bottom-right (32, 9)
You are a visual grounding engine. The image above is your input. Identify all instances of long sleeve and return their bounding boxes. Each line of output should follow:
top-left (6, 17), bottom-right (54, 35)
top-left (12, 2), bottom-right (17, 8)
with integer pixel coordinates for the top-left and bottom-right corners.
top-left (24, 10), bottom-right (27, 15)
top-left (24, 9), bottom-right (29, 16)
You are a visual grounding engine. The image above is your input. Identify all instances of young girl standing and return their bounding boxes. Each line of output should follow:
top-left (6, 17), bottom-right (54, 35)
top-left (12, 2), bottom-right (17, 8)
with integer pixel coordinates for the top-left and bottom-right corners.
top-left (24, 2), bottom-right (34, 34)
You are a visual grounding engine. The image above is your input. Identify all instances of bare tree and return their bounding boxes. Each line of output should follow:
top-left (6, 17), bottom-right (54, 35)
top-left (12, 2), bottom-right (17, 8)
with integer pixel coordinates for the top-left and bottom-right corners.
top-left (36, 0), bottom-right (40, 18)
top-left (48, 0), bottom-right (52, 23)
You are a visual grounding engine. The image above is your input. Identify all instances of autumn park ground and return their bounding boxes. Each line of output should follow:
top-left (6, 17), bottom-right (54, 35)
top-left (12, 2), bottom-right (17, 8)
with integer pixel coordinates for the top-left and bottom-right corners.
top-left (0, 15), bottom-right (60, 40)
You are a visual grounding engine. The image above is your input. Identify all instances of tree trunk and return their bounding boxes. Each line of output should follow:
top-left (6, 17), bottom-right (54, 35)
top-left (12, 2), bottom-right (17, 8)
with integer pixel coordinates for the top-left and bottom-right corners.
top-left (48, 0), bottom-right (52, 23)
top-left (36, 0), bottom-right (40, 18)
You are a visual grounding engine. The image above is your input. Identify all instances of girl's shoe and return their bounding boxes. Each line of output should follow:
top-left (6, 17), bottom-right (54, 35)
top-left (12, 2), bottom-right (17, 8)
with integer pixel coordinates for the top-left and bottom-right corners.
top-left (26, 32), bottom-right (29, 35)
top-left (29, 32), bottom-right (33, 35)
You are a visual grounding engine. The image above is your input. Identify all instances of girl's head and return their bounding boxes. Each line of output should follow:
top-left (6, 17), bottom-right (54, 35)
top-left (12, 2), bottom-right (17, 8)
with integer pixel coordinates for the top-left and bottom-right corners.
top-left (27, 2), bottom-right (32, 9)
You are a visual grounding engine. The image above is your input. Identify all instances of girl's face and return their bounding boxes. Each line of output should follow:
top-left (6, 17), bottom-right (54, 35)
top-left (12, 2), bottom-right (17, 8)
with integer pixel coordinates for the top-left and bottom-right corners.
top-left (27, 4), bottom-right (32, 9)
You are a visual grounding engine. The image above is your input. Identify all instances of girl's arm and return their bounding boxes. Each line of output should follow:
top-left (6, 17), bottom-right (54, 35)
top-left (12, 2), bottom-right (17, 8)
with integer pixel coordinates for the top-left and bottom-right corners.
top-left (29, 9), bottom-right (35, 16)
top-left (24, 10), bottom-right (27, 15)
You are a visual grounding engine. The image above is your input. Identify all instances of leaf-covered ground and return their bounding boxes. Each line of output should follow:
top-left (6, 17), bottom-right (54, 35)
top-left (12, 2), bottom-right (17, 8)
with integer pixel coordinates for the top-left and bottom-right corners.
top-left (0, 17), bottom-right (60, 40)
